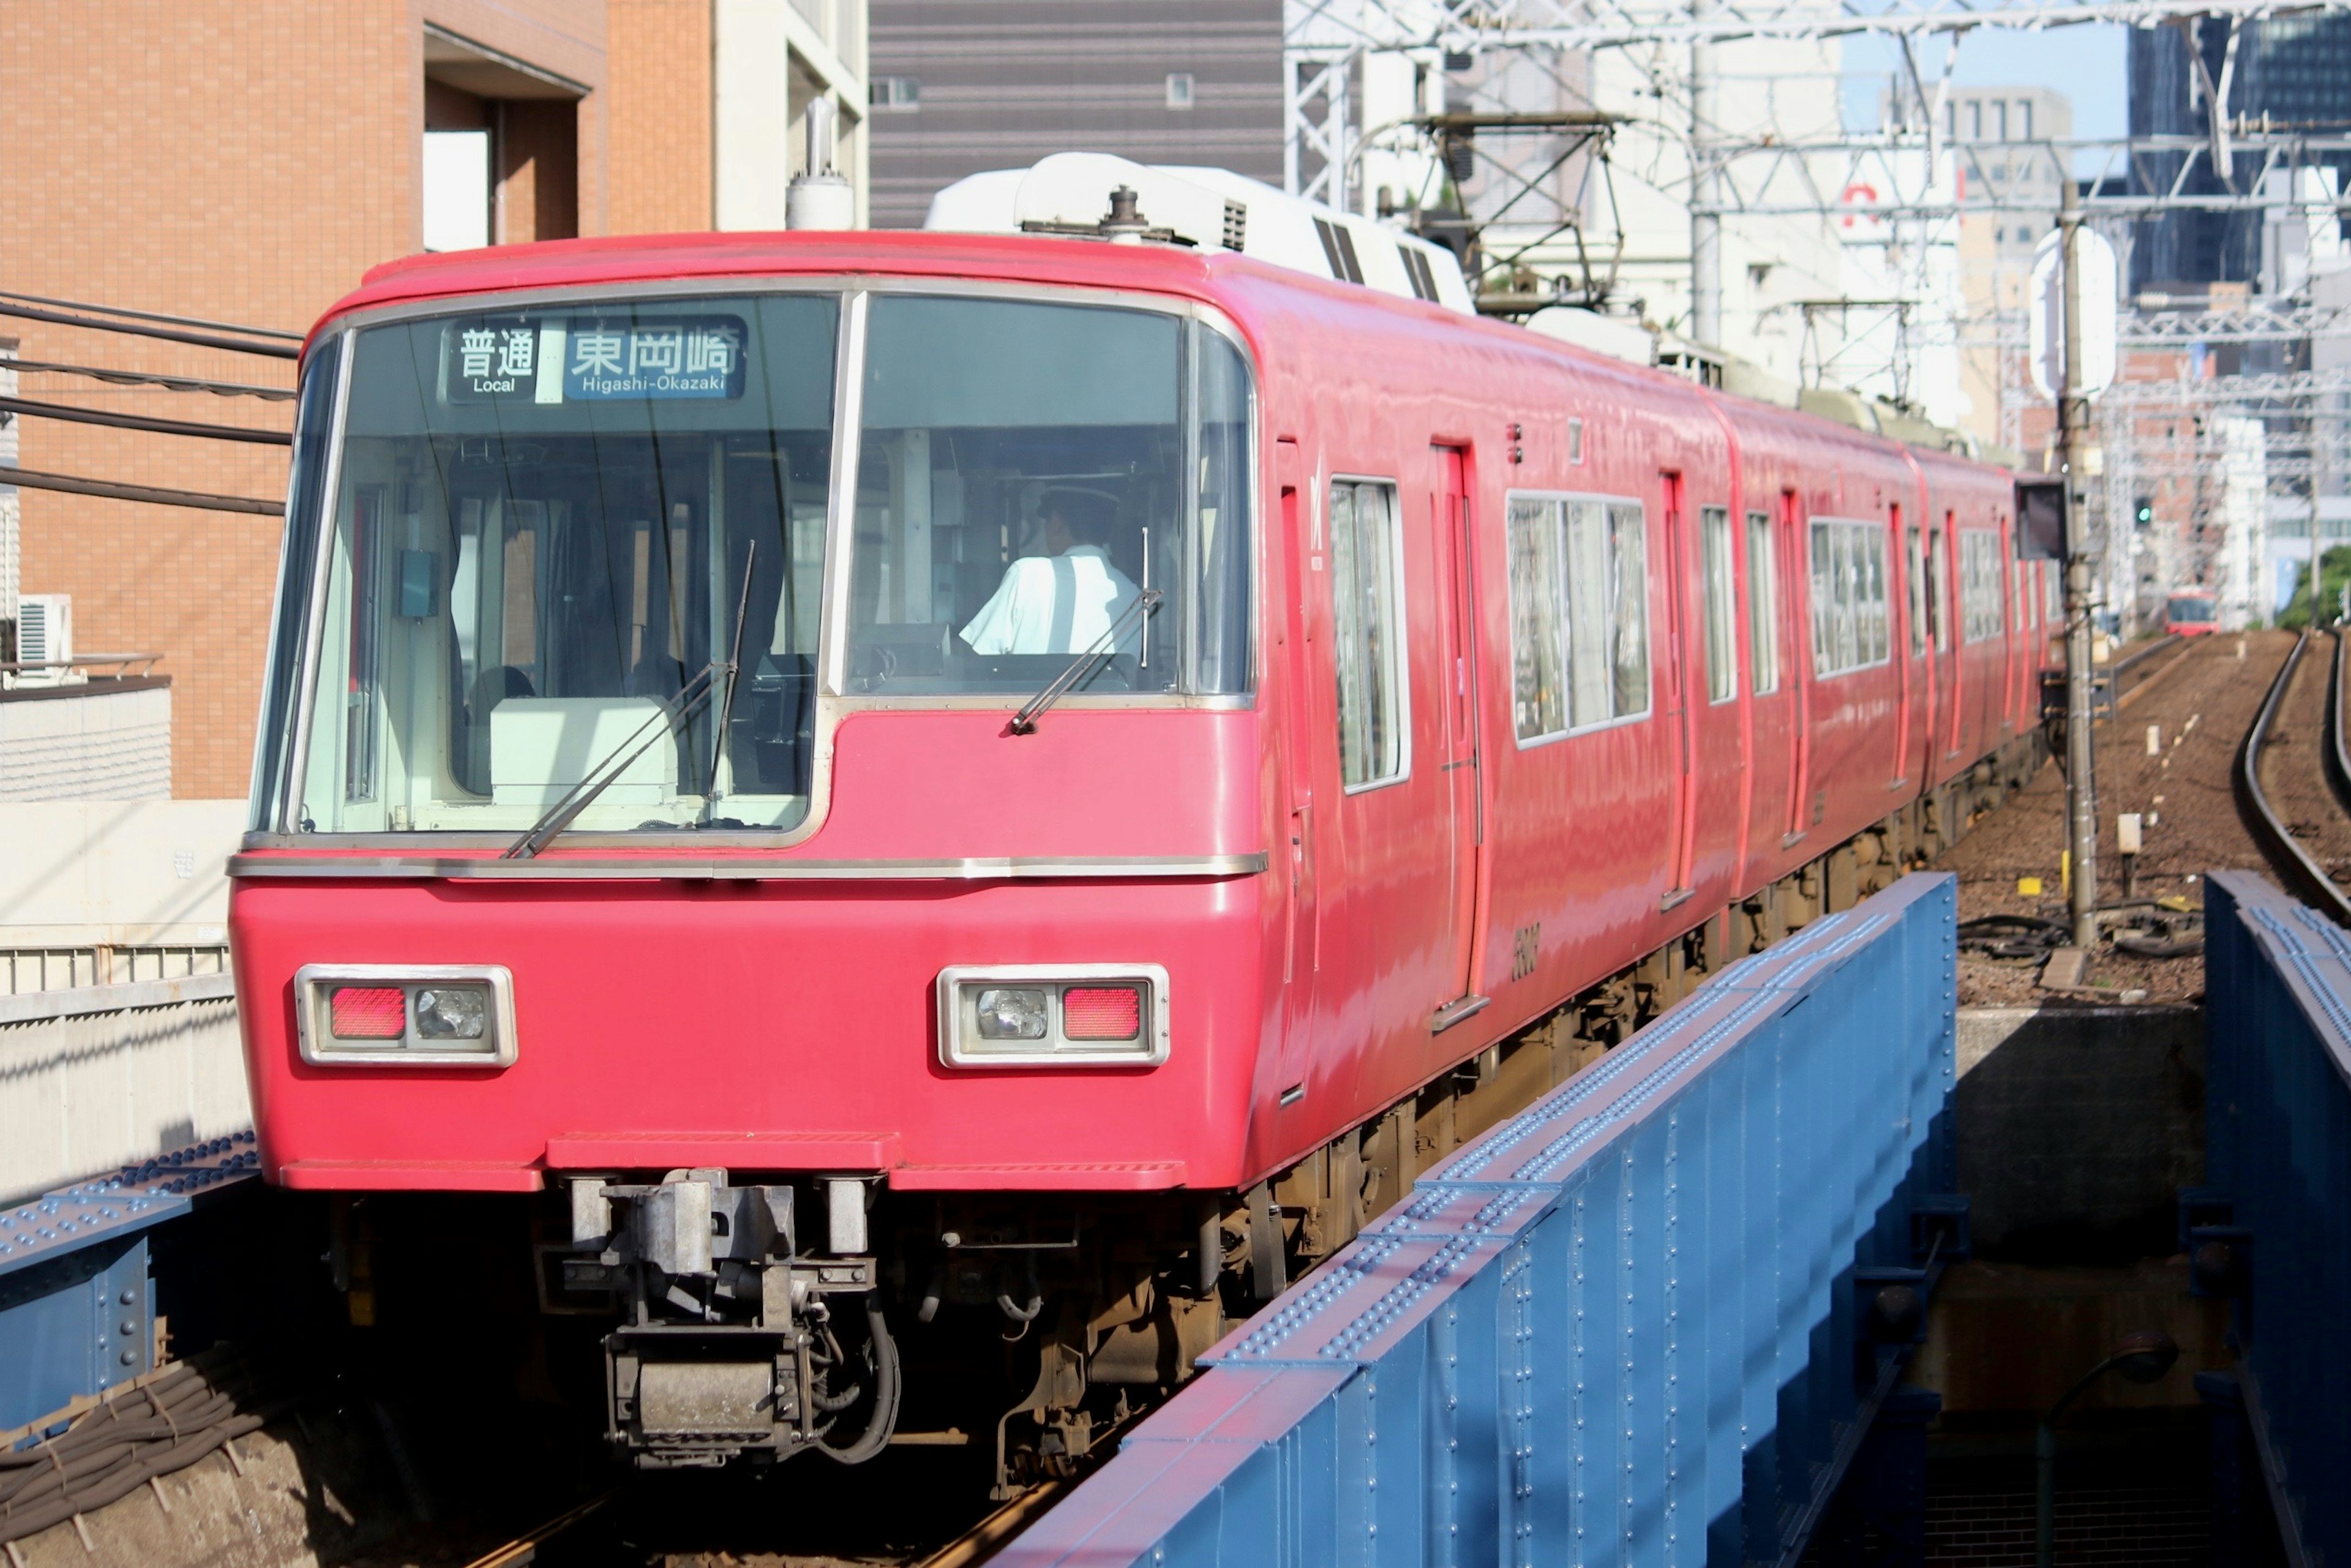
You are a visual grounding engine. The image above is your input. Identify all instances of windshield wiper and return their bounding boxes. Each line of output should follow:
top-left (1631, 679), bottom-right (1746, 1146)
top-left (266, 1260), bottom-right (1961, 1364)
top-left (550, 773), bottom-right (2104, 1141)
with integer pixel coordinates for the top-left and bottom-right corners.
top-left (1005, 587), bottom-right (1162, 737)
top-left (503, 544), bottom-right (757, 860)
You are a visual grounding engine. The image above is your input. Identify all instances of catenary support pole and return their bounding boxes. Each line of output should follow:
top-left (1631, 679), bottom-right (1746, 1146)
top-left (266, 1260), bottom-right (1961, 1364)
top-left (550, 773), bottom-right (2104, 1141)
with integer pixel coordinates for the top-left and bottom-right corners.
top-left (1690, 0), bottom-right (1722, 348)
top-left (2060, 178), bottom-right (2100, 950)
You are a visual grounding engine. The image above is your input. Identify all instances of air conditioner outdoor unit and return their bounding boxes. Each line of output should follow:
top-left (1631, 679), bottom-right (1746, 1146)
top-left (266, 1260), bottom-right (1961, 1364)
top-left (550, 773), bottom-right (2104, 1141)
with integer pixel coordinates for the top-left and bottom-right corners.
top-left (15, 593), bottom-right (71, 685)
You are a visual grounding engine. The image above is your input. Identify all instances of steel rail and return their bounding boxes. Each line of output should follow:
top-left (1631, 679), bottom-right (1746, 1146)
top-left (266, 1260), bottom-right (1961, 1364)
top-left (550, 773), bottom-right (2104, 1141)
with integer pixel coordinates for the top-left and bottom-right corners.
top-left (2238, 630), bottom-right (2351, 926)
top-left (457, 1493), bottom-right (610, 1568)
top-left (2116, 635), bottom-right (2194, 713)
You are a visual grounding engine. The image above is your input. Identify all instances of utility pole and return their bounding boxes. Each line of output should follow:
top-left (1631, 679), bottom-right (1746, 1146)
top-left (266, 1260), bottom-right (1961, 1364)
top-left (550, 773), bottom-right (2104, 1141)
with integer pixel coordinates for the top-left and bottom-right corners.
top-left (2059, 178), bottom-right (2100, 950)
top-left (1690, 0), bottom-right (1722, 347)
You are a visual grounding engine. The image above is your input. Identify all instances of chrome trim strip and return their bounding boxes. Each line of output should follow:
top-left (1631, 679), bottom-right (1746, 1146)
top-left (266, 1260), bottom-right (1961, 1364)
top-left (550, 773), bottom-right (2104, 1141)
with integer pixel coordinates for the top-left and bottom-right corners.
top-left (231, 852), bottom-right (1269, 881)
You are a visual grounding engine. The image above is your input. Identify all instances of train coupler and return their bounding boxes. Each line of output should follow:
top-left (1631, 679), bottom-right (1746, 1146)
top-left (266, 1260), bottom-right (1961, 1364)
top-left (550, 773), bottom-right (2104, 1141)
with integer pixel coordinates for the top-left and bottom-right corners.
top-left (557, 1170), bottom-right (891, 1469)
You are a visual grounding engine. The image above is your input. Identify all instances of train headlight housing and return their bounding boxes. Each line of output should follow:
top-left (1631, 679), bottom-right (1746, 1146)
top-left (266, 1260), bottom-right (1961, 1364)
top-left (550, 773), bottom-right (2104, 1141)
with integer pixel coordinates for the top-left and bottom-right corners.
top-left (937, 966), bottom-right (1169, 1068)
top-left (296, 965), bottom-right (516, 1067)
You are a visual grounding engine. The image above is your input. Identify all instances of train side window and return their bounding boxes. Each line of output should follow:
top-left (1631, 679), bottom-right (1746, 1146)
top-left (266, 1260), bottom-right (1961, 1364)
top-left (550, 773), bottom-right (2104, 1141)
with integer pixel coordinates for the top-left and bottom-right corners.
top-left (1809, 517), bottom-right (1891, 677)
top-left (1502, 490), bottom-right (1648, 737)
top-left (1960, 530), bottom-right (2003, 642)
top-left (1329, 479), bottom-right (1408, 788)
top-left (1746, 510), bottom-right (1779, 694)
top-left (1568, 499), bottom-right (1650, 725)
top-left (1700, 505), bottom-right (1736, 703)
top-left (1507, 495), bottom-right (1569, 741)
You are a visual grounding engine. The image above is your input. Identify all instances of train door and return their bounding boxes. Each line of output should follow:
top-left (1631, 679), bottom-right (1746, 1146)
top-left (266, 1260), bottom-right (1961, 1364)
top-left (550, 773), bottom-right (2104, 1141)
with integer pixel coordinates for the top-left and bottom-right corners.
top-left (1998, 516), bottom-right (2019, 733)
top-left (1938, 515), bottom-right (1962, 762)
top-left (1433, 446), bottom-right (1486, 1017)
top-left (1660, 472), bottom-right (1698, 901)
top-left (1780, 490), bottom-right (1812, 843)
top-left (1273, 441), bottom-right (1322, 1098)
top-left (1905, 513), bottom-right (1936, 787)
top-left (1891, 503), bottom-right (1912, 785)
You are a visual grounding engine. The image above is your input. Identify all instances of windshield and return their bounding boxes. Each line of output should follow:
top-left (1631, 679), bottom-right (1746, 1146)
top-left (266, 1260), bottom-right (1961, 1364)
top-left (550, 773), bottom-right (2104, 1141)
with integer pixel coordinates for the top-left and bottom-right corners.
top-left (260, 288), bottom-right (1254, 839)
top-left (2167, 596), bottom-right (2214, 623)
top-left (848, 294), bottom-right (1250, 696)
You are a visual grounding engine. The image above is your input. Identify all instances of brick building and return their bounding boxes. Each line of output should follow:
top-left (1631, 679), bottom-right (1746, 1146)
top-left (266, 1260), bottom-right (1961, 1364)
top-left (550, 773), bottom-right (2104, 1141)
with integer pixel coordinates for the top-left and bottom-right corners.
top-left (864, 0), bottom-right (1282, 230)
top-left (0, 1), bottom-right (868, 798)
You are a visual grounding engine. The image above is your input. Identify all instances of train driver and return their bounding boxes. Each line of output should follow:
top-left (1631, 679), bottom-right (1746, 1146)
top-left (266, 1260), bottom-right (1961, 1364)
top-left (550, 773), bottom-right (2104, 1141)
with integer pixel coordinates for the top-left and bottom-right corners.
top-left (958, 487), bottom-right (1143, 657)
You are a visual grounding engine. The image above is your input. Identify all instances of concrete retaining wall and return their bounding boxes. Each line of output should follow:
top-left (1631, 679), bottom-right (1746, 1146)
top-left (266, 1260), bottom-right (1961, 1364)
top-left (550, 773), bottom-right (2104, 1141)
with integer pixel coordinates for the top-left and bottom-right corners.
top-left (1955, 1005), bottom-right (2204, 1259)
top-left (0, 975), bottom-right (250, 1206)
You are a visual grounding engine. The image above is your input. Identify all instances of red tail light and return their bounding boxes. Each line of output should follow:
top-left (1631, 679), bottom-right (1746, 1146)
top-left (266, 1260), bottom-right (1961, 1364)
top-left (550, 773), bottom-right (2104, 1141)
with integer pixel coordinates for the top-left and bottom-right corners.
top-left (1062, 986), bottom-right (1142, 1041)
top-left (330, 986), bottom-right (407, 1040)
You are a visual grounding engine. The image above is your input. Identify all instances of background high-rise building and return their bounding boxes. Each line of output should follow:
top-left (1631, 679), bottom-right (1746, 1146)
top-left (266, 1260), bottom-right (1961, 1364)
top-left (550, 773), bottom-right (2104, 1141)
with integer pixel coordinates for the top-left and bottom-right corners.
top-left (865, 0), bottom-right (1283, 229)
top-left (2128, 17), bottom-right (2351, 291)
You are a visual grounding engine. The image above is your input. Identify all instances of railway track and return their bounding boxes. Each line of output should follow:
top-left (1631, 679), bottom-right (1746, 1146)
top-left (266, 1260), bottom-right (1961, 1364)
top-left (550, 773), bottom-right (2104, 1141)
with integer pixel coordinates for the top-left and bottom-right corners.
top-left (2113, 633), bottom-right (2191, 709)
top-left (2240, 628), bottom-right (2351, 925)
top-left (456, 1470), bottom-right (1070, 1568)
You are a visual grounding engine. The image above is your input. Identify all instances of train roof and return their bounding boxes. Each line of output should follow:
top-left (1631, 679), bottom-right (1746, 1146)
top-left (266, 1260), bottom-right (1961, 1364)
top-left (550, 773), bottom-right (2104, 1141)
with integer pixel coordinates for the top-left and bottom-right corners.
top-left (312, 228), bottom-right (2014, 486)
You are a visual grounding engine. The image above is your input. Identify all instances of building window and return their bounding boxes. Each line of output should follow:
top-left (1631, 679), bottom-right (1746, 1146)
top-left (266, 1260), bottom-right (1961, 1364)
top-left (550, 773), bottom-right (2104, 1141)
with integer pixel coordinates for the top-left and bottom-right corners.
top-left (1504, 491), bottom-right (1650, 742)
top-left (1809, 517), bottom-right (1891, 677)
top-left (1747, 511), bottom-right (1779, 694)
top-left (2018, 100), bottom-right (2034, 139)
top-left (1329, 480), bottom-right (1408, 788)
top-left (873, 77), bottom-right (921, 112)
top-left (1166, 73), bottom-right (1196, 110)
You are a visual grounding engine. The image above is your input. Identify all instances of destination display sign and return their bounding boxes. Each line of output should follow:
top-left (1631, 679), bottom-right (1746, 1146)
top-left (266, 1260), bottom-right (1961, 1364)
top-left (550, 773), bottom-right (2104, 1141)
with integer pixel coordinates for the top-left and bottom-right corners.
top-left (443, 315), bottom-right (749, 403)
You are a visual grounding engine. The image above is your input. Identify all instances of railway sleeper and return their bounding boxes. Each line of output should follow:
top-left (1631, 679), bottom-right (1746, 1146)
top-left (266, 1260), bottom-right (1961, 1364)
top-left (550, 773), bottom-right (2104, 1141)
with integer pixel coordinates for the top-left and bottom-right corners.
top-left (498, 737), bottom-right (2046, 1489)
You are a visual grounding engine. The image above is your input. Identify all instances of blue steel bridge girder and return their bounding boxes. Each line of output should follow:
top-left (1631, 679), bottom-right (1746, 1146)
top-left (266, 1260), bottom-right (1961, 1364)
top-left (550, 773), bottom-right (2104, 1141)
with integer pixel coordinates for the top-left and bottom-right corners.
top-left (1003, 872), bottom-right (1965, 1568)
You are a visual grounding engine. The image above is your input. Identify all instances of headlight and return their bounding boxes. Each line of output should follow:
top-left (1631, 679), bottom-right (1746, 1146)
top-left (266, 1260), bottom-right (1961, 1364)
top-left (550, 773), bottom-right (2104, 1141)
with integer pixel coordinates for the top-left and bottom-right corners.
top-left (936, 966), bottom-right (1169, 1068)
top-left (296, 965), bottom-right (516, 1067)
top-left (413, 985), bottom-right (490, 1040)
top-left (973, 988), bottom-right (1050, 1040)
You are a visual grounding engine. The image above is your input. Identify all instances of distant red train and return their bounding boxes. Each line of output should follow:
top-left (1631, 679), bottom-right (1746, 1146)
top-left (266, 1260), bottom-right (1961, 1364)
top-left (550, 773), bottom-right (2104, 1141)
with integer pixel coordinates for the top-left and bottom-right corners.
top-left (2165, 586), bottom-right (2221, 635)
top-left (230, 208), bottom-right (2051, 1480)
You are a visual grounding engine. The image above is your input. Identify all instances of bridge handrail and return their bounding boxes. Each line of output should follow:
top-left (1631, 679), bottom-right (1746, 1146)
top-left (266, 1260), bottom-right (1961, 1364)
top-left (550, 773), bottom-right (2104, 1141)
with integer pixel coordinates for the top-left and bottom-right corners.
top-left (1006, 871), bottom-right (1961, 1567)
top-left (2202, 870), bottom-right (2349, 1563)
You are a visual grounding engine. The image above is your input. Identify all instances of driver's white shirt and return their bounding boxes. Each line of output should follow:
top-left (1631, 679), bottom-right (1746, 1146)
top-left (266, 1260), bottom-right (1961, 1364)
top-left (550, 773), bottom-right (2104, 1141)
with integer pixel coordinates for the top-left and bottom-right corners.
top-left (959, 544), bottom-right (1142, 656)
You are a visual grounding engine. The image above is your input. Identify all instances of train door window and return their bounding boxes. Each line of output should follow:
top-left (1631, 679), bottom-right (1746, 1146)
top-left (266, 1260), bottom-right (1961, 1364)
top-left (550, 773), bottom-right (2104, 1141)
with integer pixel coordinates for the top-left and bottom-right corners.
top-left (1700, 505), bottom-right (1736, 702)
top-left (1905, 524), bottom-right (1927, 657)
top-left (1960, 530), bottom-right (2003, 642)
top-left (1329, 479), bottom-right (1408, 787)
top-left (1928, 517), bottom-right (1951, 651)
top-left (1808, 518), bottom-right (1891, 677)
top-left (849, 296), bottom-right (1251, 697)
top-left (1746, 511), bottom-right (1779, 694)
top-left (1506, 494), bottom-right (1569, 741)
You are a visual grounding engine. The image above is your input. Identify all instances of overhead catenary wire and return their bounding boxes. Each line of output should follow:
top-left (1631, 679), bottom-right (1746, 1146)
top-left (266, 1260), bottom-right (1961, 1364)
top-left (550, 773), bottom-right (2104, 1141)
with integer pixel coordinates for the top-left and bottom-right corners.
top-left (1, 467), bottom-right (283, 517)
top-left (0, 288), bottom-right (301, 342)
top-left (0, 298), bottom-right (299, 361)
top-left (0, 394), bottom-right (289, 446)
top-left (2, 355), bottom-right (294, 400)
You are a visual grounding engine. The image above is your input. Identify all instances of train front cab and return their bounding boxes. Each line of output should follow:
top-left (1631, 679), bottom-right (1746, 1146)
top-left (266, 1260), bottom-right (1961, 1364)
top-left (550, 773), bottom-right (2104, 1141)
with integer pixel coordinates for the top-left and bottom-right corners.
top-left (231, 263), bottom-right (1293, 1471)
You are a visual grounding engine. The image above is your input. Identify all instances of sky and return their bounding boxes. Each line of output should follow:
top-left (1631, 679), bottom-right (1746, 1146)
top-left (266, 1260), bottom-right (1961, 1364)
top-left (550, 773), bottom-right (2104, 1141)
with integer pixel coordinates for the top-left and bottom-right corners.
top-left (1841, 24), bottom-right (2129, 151)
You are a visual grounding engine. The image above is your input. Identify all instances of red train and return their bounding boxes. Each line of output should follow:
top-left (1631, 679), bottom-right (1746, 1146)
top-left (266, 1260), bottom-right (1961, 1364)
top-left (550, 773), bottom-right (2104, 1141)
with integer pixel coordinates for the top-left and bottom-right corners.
top-left (230, 212), bottom-right (2050, 1480)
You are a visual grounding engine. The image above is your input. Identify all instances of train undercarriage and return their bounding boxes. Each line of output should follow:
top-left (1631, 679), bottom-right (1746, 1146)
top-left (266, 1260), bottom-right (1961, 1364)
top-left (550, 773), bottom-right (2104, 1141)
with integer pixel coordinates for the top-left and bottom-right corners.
top-left (337, 739), bottom-right (2041, 1493)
